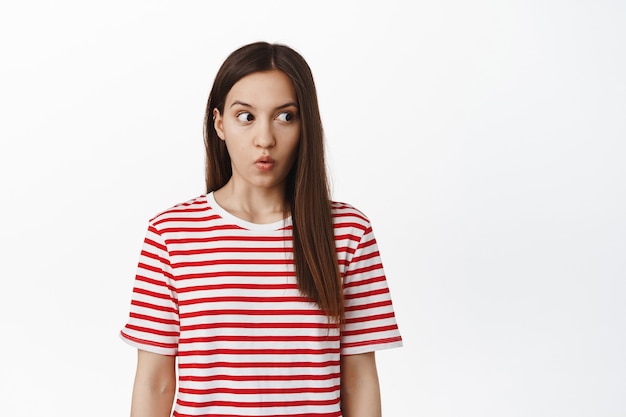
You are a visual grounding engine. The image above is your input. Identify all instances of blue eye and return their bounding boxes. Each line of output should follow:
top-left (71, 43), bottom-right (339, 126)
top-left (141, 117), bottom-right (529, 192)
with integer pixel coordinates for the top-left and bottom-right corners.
top-left (276, 112), bottom-right (293, 122)
top-left (237, 112), bottom-right (253, 122)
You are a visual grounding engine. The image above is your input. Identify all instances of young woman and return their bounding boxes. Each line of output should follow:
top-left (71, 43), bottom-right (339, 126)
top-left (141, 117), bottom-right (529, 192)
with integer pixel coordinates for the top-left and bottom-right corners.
top-left (121, 41), bottom-right (403, 417)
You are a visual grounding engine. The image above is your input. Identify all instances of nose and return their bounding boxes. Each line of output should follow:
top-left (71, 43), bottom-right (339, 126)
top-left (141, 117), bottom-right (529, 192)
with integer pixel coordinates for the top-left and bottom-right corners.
top-left (253, 119), bottom-right (276, 149)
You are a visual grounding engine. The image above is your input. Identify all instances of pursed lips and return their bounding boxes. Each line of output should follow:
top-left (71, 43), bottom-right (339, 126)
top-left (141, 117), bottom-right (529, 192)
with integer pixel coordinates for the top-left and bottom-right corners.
top-left (255, 156), bottom-right (275, 171)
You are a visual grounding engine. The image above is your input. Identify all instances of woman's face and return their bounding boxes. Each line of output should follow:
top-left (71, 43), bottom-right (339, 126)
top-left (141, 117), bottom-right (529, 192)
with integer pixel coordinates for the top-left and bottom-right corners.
top-left (213, 70), bottom-right (300, 194)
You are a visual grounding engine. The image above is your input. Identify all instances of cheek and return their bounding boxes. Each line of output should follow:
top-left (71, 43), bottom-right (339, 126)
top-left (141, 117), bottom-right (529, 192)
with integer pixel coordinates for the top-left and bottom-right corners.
top-left (285, 130), bottom-right (300, 153)
top-left (289, 124), bottom-right (301, 146)
top-left (287, 139), bottom-right (300, 162)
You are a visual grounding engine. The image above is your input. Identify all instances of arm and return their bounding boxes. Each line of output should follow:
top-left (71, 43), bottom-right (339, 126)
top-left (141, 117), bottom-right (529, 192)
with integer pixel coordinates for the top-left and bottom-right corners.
top-left (130, 349), bottom-right (177, 417)
top-left (340, 351), bottom-right (382, 417)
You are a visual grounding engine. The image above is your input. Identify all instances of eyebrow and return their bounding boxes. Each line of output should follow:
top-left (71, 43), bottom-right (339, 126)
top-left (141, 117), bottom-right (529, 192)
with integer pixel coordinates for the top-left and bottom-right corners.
top-left (230, 100), bottom-right (298, 110)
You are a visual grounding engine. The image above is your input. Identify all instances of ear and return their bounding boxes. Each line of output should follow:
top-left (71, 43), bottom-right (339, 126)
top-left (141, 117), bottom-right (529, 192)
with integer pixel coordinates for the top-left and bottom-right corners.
top-left (213, 108), bottom-right (225, 140)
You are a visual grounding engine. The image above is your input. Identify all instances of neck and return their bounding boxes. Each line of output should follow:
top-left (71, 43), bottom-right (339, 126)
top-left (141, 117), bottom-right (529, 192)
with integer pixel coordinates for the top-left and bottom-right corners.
top-left (213, 181), bottom-right (289, 224)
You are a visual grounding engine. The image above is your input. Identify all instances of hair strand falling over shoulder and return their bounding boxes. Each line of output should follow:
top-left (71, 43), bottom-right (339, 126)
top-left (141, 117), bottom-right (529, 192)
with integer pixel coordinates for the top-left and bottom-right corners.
top-left (203, 42), bottom-right (343, 324)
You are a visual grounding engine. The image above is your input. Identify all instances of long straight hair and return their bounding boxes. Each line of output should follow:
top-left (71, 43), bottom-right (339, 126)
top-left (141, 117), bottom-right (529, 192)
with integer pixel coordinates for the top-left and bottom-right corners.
top-left (203, 42), bottom-right (343, 324)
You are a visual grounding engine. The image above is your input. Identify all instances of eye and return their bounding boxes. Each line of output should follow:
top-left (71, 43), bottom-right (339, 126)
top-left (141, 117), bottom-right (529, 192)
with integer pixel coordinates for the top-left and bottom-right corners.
top-left (276, 111), bottom-right (294, 122)
top-left (236, 112), bottom-right (254, 122)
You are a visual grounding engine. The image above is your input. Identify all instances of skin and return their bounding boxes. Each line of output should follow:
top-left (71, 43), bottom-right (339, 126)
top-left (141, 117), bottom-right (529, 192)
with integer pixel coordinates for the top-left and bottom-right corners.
top-left (129, 69), bottom-right (383, 416)
top-left (341, 352), bottom-right (382, 416)
top-left (213, 70), bottom-right (301, 224)
top-left (130, 350), bottom-right (176, 417)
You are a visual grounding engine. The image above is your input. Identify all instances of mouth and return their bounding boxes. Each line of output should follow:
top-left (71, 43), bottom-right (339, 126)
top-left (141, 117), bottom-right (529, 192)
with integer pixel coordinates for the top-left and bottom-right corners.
top-left (255, 156), bottom-right (275, 171)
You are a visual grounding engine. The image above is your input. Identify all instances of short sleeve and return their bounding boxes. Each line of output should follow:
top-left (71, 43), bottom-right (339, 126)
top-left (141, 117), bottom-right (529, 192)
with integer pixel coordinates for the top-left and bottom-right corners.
top-left (341, 224), bottom-right (403, 355)
top-left (120, 223), bottom-right (180, 356)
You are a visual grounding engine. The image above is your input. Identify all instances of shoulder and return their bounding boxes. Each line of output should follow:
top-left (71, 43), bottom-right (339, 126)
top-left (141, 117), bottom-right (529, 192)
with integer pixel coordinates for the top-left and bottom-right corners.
top-left (148, 194), bottom-right (212, 227)
top-left (331, 200), bottom-right (372, 233)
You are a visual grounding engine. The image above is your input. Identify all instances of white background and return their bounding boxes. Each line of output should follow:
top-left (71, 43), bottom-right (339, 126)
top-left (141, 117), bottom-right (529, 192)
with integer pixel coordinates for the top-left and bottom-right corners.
top-left (1, 1), bottom-right (625, 416)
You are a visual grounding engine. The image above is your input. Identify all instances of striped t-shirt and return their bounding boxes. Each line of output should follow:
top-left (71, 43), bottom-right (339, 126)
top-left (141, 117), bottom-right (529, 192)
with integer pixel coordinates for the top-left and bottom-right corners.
top-left (120, 192), bottom-right (402, 416)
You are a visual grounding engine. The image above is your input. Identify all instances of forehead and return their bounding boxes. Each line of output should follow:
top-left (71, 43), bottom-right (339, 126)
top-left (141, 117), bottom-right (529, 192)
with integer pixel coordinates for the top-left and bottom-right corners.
top-left (225, 70), bottom-right (297, 107)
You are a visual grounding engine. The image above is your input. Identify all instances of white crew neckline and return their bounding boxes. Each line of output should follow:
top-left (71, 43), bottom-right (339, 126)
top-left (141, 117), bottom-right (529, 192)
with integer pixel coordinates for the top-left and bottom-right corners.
top-left (206, 192), bottom-right (292, 232)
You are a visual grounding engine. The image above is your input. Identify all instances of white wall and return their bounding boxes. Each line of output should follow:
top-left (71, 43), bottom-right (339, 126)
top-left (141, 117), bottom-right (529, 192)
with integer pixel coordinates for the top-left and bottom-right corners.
top-left (1, 1), bottom-right (624, 416)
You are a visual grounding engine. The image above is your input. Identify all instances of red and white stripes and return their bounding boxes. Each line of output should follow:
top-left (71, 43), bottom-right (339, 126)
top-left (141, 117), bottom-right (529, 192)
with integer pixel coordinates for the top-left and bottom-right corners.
top-left (121, 193), bottom-right (402, 416)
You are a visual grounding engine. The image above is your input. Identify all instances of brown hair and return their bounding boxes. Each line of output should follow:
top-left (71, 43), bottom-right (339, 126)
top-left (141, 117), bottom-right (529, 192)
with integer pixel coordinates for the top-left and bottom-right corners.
top-left (203, 42), bottom-right (343, 323)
